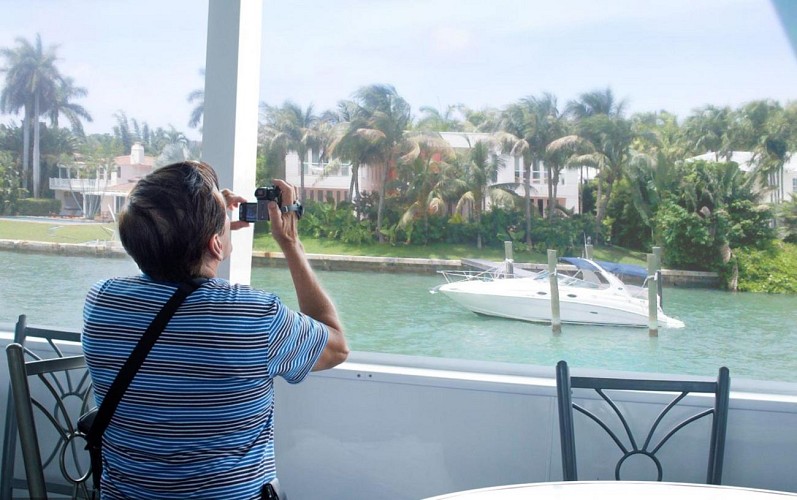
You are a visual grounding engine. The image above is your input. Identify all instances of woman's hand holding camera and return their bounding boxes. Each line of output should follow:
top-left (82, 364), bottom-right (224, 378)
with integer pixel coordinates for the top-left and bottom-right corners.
top-left (268, 179), bottom-right (301, 248)
top-left (220, 189), bottom-right (250, 231)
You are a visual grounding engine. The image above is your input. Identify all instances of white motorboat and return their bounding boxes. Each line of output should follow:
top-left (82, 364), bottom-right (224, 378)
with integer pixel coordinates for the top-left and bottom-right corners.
top-left (432, 257), bottom-right (685, 328)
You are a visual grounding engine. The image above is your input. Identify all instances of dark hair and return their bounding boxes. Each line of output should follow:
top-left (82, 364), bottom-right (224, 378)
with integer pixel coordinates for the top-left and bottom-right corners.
top-left (118, 161), bottom-right (226, 282)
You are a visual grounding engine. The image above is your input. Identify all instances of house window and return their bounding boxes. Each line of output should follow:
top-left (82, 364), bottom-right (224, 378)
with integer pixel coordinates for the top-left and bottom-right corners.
top-left (532, 163), bottom-right (543, 183)
top-left (514, 156), bottom-right (522, 180)
top-left (793, 177), bottom-right (797, 193)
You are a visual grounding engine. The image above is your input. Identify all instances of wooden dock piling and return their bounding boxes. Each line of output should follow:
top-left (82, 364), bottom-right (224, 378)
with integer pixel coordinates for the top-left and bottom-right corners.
top-left (548, 249), bottom-right (562, 334)
top-left (648, 253), bottom-right (659, 337)
top-left (504, 241), bottom-right (514, 277)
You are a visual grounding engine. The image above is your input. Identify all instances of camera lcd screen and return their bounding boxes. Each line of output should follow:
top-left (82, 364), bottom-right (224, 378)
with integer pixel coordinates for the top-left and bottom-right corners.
top-left (239, 203), bottom-right (259, 223)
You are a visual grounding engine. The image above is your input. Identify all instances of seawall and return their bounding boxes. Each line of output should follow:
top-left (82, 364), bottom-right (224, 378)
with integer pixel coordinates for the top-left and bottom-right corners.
top-left (0, 239), bottom-right (720, 288)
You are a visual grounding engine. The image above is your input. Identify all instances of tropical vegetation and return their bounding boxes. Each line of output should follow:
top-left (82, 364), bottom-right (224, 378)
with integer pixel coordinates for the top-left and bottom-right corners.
top-left (1, 35), bottom-right (796, 293)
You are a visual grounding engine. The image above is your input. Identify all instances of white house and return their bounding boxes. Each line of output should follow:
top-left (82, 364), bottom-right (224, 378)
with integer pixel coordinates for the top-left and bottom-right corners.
top-left (284, 132), bottom-right (591, 214)
top-left (438, 132), bottom-right (590, 215)
top-left (284, 150), bottom-right (357, 204)
top-left (49, 142), bottom-right (156, 220)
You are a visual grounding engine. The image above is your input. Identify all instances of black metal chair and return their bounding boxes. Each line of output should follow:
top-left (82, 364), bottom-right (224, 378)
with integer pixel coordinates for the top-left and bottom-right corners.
top-left (555, 360), bottom-right (730, 484)
top-left (3, 315), bottom-right (94, 500)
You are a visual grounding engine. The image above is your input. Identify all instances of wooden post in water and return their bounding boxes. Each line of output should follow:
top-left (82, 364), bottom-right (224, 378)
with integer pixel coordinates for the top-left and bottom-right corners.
top-left (585, 244), bottom-right (594, 260)
top-left (504, 241), bottom-right (514, 277)
top-left (653, 246), bottom-right (663, 308)
top-left (647, 253), bottom-right (659, 337)
top-left (548, 249), bottom-right (562, 334)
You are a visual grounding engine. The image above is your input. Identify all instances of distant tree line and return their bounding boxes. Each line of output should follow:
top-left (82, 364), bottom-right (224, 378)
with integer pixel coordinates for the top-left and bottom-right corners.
top-left (2, 34), bottom-right (797, 289)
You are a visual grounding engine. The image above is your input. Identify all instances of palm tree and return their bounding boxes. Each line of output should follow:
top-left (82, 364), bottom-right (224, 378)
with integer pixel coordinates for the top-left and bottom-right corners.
top-left (331, 84), bottom-right (413, 243)
top-left (327, 100), bottom-right (382, 212)
top-left (45, 76), bottom-right (92, 136)
top-left (780, 193), bottom-right (797, 243)
top-left (567, 88), bottom-right (634, 242)
top-left (736, 100), bottom-right (792, 206)
top-left (577, 114), bottom-right (635, 241)
top-left (416, 105), bottom-right (462, 132)
top-left (187, 68), bottom-right (205, 130)
top-left (498, 92), bottom-right (565, 245)
top-left (677, 159), bottom-right (760, 289)
top-left (112, 111), bottom-right (136, 154)
top-left (457, 105), bottom-right (502, 133)
top-left (155, 127), bottom-right (196, 166)
top-left (395, 132), bottom-right (454, 243)
top-left (628, 111), bottom-right (688, 240)
top-left (565, 87), bottom-right (626, 119)
top-left (259, 101), bottom-right (324, 201)
top-left (544, 134), bottom-right (588, 222)
top-left (453, 140), bottom-right (516, 248)
top-left (682, 105), bottom-right (732, 161)
top-left (0, 34), bottom-right (63, 198)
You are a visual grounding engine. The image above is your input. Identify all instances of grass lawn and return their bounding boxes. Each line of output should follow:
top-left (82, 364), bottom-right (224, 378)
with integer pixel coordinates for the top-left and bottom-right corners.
top-left (1, 218), bottom-right (649, 266)
top-left (0, 219), bottom-right (117, 244)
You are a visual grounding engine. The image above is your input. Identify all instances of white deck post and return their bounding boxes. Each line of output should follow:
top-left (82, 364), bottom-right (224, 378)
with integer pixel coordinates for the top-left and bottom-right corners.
top-left (201, 0), bottom-right (263, 284)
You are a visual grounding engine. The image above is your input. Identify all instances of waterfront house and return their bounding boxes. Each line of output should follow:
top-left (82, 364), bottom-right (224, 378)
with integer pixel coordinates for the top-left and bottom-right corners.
top-left (285, 131), bottom-right (591, 215)
top-left (49, 143), bottom-right (156, 221)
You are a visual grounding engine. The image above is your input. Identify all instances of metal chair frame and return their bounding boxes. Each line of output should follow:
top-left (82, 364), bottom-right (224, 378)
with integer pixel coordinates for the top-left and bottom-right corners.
top-left (555, 360), bottom-right (730, 484)
top-left (2, 315), bottom-right (93, 500)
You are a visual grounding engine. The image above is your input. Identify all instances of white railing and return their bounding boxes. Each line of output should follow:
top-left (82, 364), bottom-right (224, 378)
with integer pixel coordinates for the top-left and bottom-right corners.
top-left (49, 178), bottom-right (108, 192)
top-left (302, 162), bottom-right (351, 177)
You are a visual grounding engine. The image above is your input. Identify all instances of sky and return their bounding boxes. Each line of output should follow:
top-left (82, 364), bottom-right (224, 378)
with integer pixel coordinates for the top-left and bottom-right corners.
top-left (0, 0), bottom-right (795, 143)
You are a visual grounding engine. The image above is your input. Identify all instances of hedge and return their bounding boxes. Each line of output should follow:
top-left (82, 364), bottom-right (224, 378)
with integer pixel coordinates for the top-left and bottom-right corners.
top-left (16, 198), bottom-right (62, 216)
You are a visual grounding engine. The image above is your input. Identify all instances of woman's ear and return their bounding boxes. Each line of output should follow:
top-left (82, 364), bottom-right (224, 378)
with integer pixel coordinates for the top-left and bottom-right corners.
top-left (208, 233), bottom-right (224, 261)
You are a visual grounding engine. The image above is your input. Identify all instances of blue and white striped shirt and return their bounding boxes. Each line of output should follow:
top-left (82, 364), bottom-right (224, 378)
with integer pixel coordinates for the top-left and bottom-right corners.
top-left (82, 275), bottom-right (328, 499)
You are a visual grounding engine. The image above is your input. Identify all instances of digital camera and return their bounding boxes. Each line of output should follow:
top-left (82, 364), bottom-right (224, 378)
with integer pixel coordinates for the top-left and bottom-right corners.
top-left (238, 185), bottom-right (282, 222)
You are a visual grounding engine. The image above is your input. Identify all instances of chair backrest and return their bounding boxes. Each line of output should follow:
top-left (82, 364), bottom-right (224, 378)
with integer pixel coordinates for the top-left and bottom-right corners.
top-left (4, 318), bottom-right (94, 499)
top-left (2, 314), bottom-right (85, 500)
top-left (555, 360), bottom-right (730, 484)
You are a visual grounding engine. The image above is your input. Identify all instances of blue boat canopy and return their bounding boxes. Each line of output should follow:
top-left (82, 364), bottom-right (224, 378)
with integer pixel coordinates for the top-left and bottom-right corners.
top-left (560, 257), bottom-right (648, 279)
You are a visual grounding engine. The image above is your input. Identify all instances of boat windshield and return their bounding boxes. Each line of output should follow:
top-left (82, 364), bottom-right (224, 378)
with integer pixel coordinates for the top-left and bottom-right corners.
top-left (534, 270), bottom-right (606, 290)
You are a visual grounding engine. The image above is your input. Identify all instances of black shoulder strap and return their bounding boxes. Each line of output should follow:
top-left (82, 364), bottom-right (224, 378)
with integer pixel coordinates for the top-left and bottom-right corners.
top-left (85, 278), bottom-right (207, 444)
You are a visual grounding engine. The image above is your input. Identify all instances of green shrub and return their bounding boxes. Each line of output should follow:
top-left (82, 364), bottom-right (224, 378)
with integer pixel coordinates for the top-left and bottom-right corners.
top-left (735, 242), bottom-right (797, 293)
top-left (529, 217), bottom-right (585, 255)
top-left (654, 201), bottom-right (716, 270)
top-left (17, 198), bottom-right (61, 216)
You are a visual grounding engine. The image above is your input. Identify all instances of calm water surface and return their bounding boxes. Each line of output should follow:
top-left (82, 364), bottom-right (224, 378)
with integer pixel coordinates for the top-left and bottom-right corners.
top-left (2, 251), bottom-right (795, 383)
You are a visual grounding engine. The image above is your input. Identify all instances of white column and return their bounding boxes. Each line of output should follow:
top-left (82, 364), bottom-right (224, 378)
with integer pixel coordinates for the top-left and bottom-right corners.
top-left (201, 0), bottom-right (263, 284)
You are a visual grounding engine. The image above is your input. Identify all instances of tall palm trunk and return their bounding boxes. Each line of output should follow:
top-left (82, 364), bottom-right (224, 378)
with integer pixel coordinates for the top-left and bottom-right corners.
top-left (298, 148), bottom-right (306, 202)
top-left (552, 172), bottom-right (560, 220)
top-left (595, 179), bottom-right (604, 241)
top-left (524, 161), bottom-right (535, 246)
top-left (476, 198), bottom-right (483, 249)
top-left (22, 111), bottom-right (31, 193)
top-left (596, 181), bottom-right (614, 244)
top-left (376, 156), bottom-right (391, 244)
top-left (349, 162), bottom-right (360, 217)
top-left (32, 93), bottom-right (41, 198)
top-left (547, 164), bottom-right (554, 222)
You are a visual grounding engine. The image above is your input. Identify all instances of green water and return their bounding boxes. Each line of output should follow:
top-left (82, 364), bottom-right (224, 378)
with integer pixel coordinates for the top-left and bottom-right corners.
top-left (2, 251), bottom-right (796, 383)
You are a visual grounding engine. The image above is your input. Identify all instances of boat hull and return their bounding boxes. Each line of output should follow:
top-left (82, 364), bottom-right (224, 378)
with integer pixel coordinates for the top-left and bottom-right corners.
top-left (437, 277), bottom-right (685, 328)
